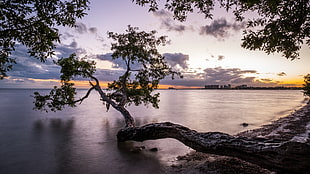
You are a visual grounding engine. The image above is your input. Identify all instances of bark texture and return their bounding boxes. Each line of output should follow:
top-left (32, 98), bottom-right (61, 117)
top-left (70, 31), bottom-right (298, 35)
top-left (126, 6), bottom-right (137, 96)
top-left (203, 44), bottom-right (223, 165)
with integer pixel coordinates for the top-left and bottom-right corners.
top-left (117, 122), bottom-right (310, 173)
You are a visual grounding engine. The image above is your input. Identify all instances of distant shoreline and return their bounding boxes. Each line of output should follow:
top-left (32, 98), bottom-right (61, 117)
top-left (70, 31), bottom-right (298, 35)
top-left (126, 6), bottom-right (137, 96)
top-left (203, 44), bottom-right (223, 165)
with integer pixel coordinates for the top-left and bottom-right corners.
top-left (166, 87), bottom-right (303, 90)
top-left (0, 87), bottom-right (303, 90)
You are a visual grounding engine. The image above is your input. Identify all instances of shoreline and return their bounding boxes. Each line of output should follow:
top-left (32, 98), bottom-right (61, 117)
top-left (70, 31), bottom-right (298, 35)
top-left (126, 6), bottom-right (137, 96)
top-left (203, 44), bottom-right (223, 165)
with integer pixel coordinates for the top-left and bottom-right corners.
top-left (164, 100), bottom-right (310, 174)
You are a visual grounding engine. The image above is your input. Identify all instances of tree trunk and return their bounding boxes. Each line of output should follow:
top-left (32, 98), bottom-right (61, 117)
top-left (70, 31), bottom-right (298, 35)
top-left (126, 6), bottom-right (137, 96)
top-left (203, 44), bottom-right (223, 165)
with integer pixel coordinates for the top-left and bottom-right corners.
top-left (94, 85), bottom-right (135, 127)
top-left (117, 122), bottom-right (310, 173)
top-left (114, 106), bottom-right (135, 127)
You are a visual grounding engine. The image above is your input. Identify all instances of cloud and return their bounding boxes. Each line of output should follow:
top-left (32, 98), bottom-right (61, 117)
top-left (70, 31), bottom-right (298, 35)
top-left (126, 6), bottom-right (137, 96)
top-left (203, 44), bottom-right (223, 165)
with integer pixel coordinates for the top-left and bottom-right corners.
top-left (96, 53), bottom-right (141, 70)
top-left (96, 52), bottom-right (190, 71)
top-left (161, 67), bottom-right (281, 87)
top-left (75, 22), bottom-right (88, 34)
top-left (153, 9), bottom-right (170, 17)
top-left (153, 10), bottom-right (189, 33)
top-left (218, 55), bottom-right (225, 61)
top-left (72, 22), bottom-right (99, 35)
top-left (277, 72), bottom-right (287, 76)
top-left (93, 69), bottom-right (125, 81)
top-left (89, 27), bottom-right (98, 34)
top-left (97, 53), bottom-right (125, 69)
top-left (55, 41), bottom-right (87, 58)
top-left (69, 41), bottom-right (78, 48)
top-left (5, 42), bottom-right (87, 83)
top-left (200, 18), bottom-right (245, 38)
top-left (204, 67), bottom-right (257, 85)
top-left (6, 45), bottom-right (61, 80)
top-left (260, 78), bottom-right (273, 82)
top-left (163, 53), bottom-right (189, 69)
top-left (3, 45), bottom-right (284, 89)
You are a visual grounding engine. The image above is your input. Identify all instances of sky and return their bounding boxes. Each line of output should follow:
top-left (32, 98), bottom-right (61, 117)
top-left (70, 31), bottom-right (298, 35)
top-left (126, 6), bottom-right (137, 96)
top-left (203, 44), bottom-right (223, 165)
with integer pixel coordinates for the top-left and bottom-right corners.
top-left (2, 0), bottom-right (310, 89)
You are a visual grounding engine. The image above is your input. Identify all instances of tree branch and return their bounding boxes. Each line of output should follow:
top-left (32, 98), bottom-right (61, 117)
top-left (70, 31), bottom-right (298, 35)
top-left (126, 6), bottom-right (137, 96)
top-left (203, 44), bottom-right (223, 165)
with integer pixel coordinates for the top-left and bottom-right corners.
top-left (117, 122), bottom-right (310, 173)
top-left (69, 86), bottom-right (95, 104)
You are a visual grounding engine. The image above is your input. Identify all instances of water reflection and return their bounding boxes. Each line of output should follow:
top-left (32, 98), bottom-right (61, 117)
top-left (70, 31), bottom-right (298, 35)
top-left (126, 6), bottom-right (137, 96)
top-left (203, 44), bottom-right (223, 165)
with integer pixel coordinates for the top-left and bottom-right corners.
top-left (30, 117), bottom-right (167, 174)
top-left (0, 89), bottom-right (305, 174)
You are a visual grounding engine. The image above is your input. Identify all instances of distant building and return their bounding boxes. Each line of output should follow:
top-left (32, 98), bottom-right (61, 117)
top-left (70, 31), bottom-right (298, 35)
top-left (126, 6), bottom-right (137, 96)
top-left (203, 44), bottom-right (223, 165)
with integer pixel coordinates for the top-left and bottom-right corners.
top-left (236, 84), bottom-right (248, 89)
top-left (222, 84), bottom-right (231, 89)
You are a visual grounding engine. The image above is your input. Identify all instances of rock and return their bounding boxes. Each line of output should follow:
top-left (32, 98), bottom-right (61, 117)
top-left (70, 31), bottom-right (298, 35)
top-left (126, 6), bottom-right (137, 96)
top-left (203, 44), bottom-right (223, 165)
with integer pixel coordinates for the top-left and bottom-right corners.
top-left (130, 146), bottom-right (145, 153)
top-left (149, 147), bottom-right (158, 152)
top-left (241, 123), bottom-right (249, 127)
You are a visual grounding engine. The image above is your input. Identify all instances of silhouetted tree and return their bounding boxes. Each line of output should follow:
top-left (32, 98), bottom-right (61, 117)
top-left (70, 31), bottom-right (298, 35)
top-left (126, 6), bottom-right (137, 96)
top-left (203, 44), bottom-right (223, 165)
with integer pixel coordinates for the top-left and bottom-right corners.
top-left (133, 0), bottom-right (309, 60)
top-left (0, 0), bottom-right (89, 79)
top-left (303, 74), bottom-right (310, 98)
top-left (33, 26), bottom-right (180, 127)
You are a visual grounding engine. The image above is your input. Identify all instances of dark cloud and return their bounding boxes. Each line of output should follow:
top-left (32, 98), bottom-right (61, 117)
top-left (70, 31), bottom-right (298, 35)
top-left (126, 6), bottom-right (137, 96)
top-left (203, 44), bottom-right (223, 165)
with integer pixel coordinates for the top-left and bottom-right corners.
top-left (218, 55), bottom-right (225, 61)
top-left (277, 72), bottom-right (287, 76)
top-left (204, 67), bottom-right (257, 85)
top-left (163, 53), bottom-right (189, 69)
top-left (62, 32), bottom-right (75, 40)
top-left (75, 22), bottom-right (88, 34)
top-left (153, 10), bottom-right (189, 33)
top-left (153, 9), bottom-right (171, 17)
top-left (89, 27), bottom-right (98, 34)
top-left (200, 18), bottom-right (245, 38)
top-left (6, 45), bottom-right (60, 80)
top-left (5, 42), bottom-right (87, 82)
top-left (97, 52), bottom-right (190, 71)
top-left (260, 78), bottom-right (273, 82)
top-left (69, 41), bottom-right (78, 48)
top-left (55, 41), bottom-right (86, 58)
top-left (160, 67), bottom-right (279, 87)
top-left (74, 22), bottom-right (98, 35)
top-left (93, 69), bottom-right (125, 81)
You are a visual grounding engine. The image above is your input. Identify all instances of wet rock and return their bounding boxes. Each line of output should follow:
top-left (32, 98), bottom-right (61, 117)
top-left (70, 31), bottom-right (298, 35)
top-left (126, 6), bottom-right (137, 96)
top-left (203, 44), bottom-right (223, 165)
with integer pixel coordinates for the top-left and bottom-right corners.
top-left (241, 123), bottom-right (249, 127)
top-left (149, 147), bottom-right (158, 152)
top-left (130, 146), bottom-right (145, 153)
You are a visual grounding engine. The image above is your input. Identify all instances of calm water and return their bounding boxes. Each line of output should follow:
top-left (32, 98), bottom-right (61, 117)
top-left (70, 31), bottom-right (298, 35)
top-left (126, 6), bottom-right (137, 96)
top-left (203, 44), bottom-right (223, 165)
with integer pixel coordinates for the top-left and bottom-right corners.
top-left (0, 89), bottom-right (306, 174)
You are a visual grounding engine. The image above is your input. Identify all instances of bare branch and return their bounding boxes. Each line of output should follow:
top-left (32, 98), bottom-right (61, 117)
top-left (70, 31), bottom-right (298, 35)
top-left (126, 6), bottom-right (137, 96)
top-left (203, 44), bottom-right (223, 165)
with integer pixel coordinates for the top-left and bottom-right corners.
top-left (72, 86), bottom-right (95, 104)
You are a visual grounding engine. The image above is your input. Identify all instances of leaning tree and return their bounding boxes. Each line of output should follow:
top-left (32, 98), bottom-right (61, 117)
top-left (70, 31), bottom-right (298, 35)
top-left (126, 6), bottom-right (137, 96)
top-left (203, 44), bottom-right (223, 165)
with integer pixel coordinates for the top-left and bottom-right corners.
top-left (33, 26), bottom-right (310, 173)
top-left (33, 26), bottom-right (180, 127)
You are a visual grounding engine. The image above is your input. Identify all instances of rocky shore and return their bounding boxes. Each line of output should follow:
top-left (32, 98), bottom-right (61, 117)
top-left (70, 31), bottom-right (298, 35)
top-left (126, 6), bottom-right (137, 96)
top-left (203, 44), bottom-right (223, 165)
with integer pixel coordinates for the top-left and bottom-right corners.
top-left (164, 101), bottom-right (310, 174)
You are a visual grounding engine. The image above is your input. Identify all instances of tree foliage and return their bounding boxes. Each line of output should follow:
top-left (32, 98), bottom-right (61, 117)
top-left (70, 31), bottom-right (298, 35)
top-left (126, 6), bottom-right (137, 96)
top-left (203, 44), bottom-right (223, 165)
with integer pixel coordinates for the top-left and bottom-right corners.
top-left (132, 0), bottom-right (309, 60)
top-left (0, 0), bottom-right (89, 79)
top-left (303, 74), bottom-right (310, 98)
top-left (33, 26), bottom-right (179, 126)
top-left (33, 54), bottom-right (96, 112)
top-left (107, 26), bottom-right (180, 108)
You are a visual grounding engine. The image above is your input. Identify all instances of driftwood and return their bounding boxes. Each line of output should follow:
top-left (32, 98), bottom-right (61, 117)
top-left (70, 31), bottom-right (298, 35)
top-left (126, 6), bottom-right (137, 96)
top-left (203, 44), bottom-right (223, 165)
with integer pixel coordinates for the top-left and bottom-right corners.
top-left (117, 122), bottom-right (310, 173)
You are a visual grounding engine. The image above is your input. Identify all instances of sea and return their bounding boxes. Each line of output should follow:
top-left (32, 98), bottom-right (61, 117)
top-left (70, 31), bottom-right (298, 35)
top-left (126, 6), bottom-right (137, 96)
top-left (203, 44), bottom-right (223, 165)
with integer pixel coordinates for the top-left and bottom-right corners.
top-left (0, 89), bottom-right (307, 174)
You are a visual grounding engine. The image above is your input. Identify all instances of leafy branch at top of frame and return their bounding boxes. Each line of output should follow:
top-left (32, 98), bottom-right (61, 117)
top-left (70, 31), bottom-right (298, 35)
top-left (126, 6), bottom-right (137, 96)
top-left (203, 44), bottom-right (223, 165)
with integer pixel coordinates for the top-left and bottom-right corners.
top-left (133, 0), bottom-right (310, 60)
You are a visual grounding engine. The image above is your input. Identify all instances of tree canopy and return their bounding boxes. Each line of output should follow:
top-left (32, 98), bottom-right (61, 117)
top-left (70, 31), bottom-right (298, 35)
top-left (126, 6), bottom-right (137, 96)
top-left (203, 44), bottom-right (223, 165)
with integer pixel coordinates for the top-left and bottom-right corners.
top-left (0, 0), bottom-right (89, 79)
top-left (303, 74), bottom-right (310, 98)
top-left (33, 26), bottom-right (179, 127)
top-left (133, 0), bottom-right (309, 60)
